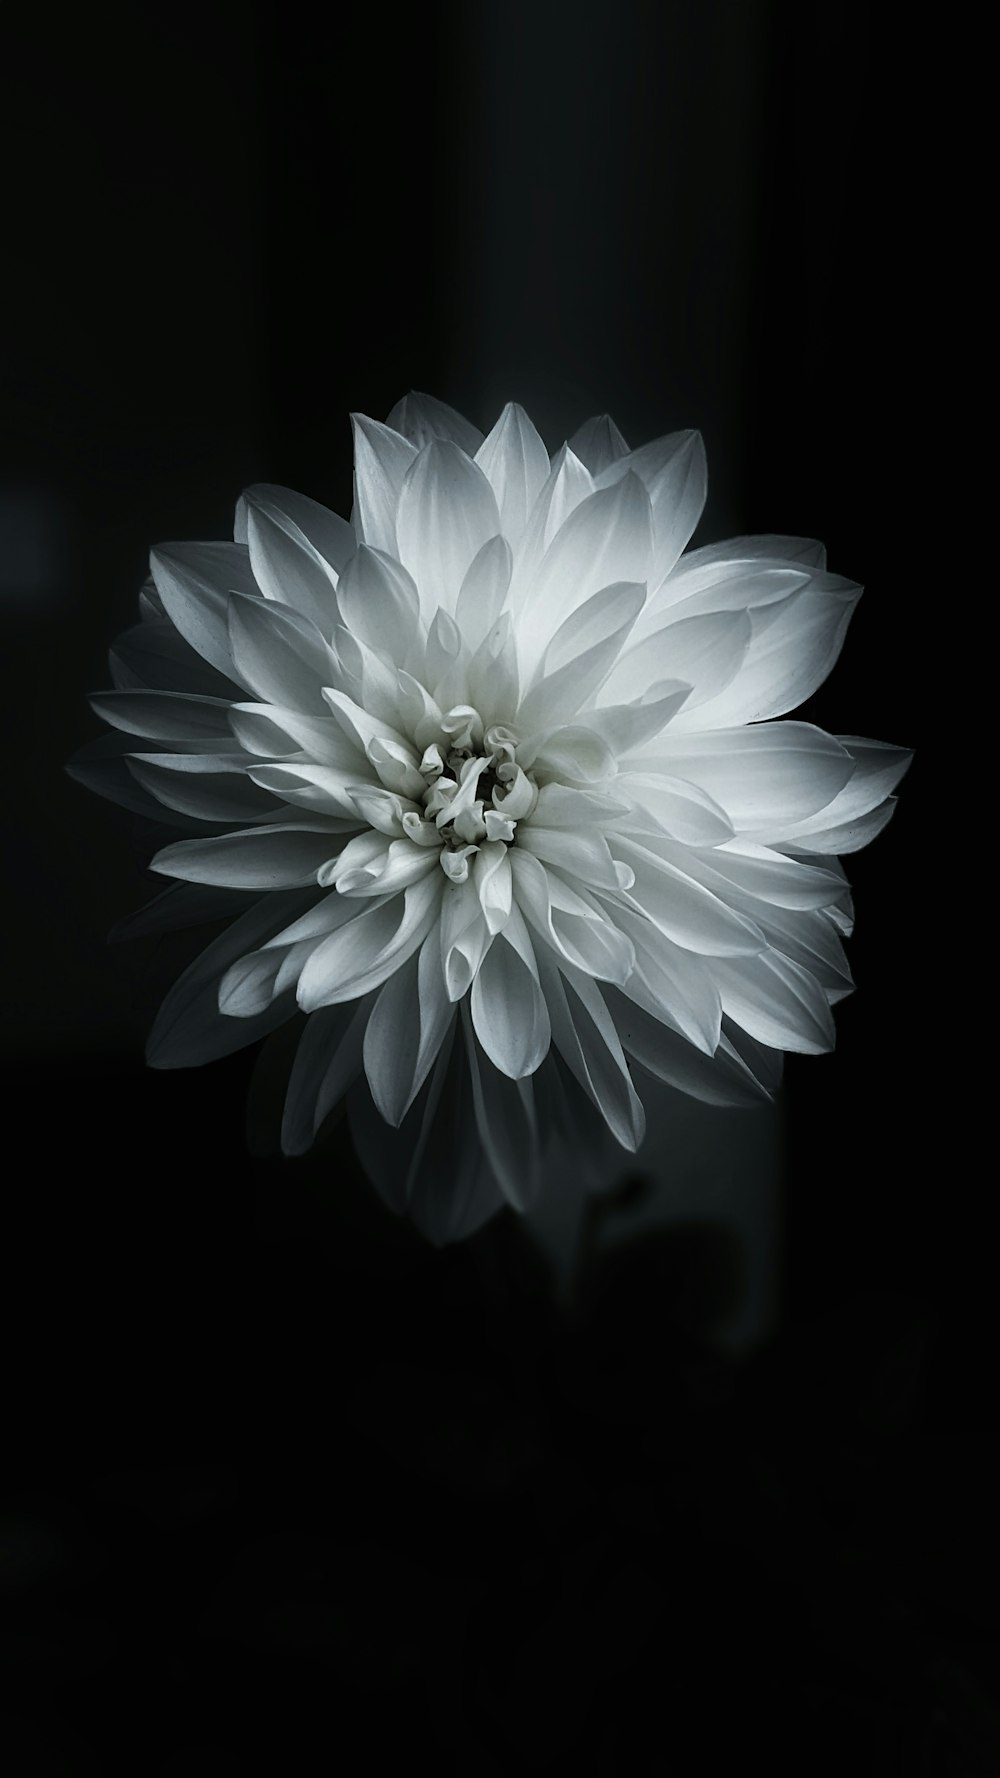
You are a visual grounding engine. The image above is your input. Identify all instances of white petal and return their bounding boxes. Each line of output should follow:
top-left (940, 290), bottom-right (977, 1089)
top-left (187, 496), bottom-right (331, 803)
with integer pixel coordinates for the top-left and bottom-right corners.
top-left (89, 689), bottom-right (235, 745)
top-left (394, 439), bottom-right (501, 617)
top-left (781, 797), bottom-right (900, 855)
top-left (676, 572), bottom-right (862, 729)
top-left (578, 680), bottom-right (692, 754)
top-left (509, 848), bottom-right (635, 984)
top-left (648, 722), bottom-right (855, 836)
top-left (126, 754), bottom-right (278, 824)
top-left (474, 402), bottom-right (551, 546)
top-left (350, 414), bottom-right (417, 555)
top-left (109, 620), bottom-right (239, 699)
top-left (335, 544), bottom-right (421, 657)
top-left (440, 873), bottom-right (494, 1000)
top-left (146, 890), bottom-right (312, 1068)
top-left (607, 902), bottom-right (721, 1053)
top-left (338, 836), bottom-right (439, 898)
top-left (348, 1027), bottom-right (504, 1245)
top-left (463, 1003), bottom-right (543, 1211)
top-left (673, 533), bottom-right (827, 577)
top-left (521, 725), bottom-right (616, 784)
top-left (774, 737), bottom-right (913, 845)
top-left (227, 703), bottom-right (354, 766)
top-left (228, 593), bottom-right (339, 716)
top-left (385, 390), bottom-right (484, 454)
top-left (244, 497), bottom-right (340, 635)
top-left (150, 542), bottom-right (258, 682)
top-left (507, 444), bottom-right (594, 612)
top-left (108, 881), bottom-right (247, 943)
top-left (239, 483), bottom-right (355, 573)
top-left (321, 686), bottom-right (412, 758)
top-left (566, 413), bottom-right (630, 475)
top-left (363, 926), bottom-right (457, 1125)
top-left (517, 472), bottom-right (653, 668)
top-left (281, 999), bottom-right (373, 1154)
top-left (604, 989), bottom-right (774, 1108)
top-left (470, 903), bottom-right (550, 1078)
top-left (616, 773), bottom-right (736, 846)
top-left (247, 761), bottom-right (367, 818)
top-left (218, 939), bottom-right (316, 1017)
top-left (687, 840), bottom-right (850, 910)
top-left (535, 956), bottom-right (645, 1150)
top-left (593, 429), bottom-right (707, 588)
top-left (612, 835), bottom-right (767, 957)
top-left (454, 534), bottom-right (513, 651)
top-left (528, 783), bottom-right (632, 828)
top-left (715, 950), bottom-right (836, 1054)
top-left (517, 824), bottom-right (623, 892)
top-left (296, 874), bottom-right (442, 1009)
top-left (515, 581), bottom-right (646, 734)
top-left (601, 607), bottom-right (751, 710)
top-left (647, 556), bottom-right (811, 624)
top-left (464, 611), bottom-right (521, 730)
top-left (150, 823), bottom-right (343, 888)
top-left (472, 840), bottom-right (513, 935)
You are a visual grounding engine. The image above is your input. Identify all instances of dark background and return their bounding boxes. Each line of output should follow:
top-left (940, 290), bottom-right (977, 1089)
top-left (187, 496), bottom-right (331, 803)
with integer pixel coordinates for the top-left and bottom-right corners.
top-left (1, 3), bottom-right (980, 1774)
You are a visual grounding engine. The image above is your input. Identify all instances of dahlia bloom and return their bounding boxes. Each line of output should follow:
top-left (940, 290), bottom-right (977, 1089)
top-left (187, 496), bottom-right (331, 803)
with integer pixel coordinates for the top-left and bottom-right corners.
top-left (74, 393), bottom-right (910, 1242)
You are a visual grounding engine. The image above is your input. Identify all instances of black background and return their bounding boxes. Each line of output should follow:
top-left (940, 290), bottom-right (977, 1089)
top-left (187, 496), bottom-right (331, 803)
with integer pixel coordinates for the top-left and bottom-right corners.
top-left (1, 4), bottom-right (980, 1774)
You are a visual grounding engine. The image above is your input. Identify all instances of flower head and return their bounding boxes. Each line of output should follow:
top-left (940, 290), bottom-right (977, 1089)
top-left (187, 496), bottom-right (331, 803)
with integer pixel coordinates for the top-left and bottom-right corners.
top-left (74, 392), bottom-right (910, 1242)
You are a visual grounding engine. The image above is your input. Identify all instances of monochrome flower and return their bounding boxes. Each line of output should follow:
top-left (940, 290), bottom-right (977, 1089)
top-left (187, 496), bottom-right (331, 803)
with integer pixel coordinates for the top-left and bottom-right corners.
top-left (73, 392), bottom-right (910, 1242)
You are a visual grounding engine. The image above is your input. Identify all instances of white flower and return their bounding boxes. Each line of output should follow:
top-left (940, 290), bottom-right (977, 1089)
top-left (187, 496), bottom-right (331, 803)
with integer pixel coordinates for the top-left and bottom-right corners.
top-left (75, 392), bottom-right (910, 1243)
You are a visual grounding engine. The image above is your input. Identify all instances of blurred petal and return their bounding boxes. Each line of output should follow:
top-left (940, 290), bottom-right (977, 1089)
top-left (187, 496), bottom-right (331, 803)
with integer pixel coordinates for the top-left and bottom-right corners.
top-left (567, 413), bottom-right (630, 474)
top-left (150, 542), bottom-right (257, 682)
top-left (151, 823), bottom-right (343, 888)
top-left (386, 390), bottom-right (484, 454)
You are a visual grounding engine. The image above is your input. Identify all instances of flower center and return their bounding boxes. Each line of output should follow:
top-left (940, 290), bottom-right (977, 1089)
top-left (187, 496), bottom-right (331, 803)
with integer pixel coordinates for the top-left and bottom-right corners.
top-left (410, 710), bottom-right (537, 876)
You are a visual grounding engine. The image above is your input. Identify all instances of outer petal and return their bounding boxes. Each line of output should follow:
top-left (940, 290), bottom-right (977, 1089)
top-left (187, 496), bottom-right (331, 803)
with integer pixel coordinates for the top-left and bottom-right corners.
top-left (674, 572), bottom-right (863, 729)
top-left (593, 428), bottom-right (707, 589)
top-left (386, 390), bottom-right (484, 455)
top-left (150, 542), bottom-right (258, 682)
top-left (244, 492), bottom-right (342, 634)
top-left (238, 483), bottom-right (356, 575)
top-left (773, 737), bottom-right (913, 846)
top-left (600, 608), bottom-right (751, 710)
top-left (536, 956), bottom-right (645, 1151)
top-left (474, 402), bottom-right (551, 547)
top-left (517, 472), bottom-right (653, 667)
top-left (714, 950), bottom-right (837, 1054)
top-left (463, 1005), bottom-right (544, 1212)
top-left (567, 413), bottom-right (630, 475)
top-left (281, 998), bottom-right (373, 1154)
top-left (648, 723), bottom-right (855, 836)
top-left (228, 594), bottom-right (340, 716)
top-left (89, 689), bottom-right (236, 746)
top-left (516, 581), bottom-right (646, 733)
top-left (146, 890), bottom-right (313, 1068)
top-left (335, 545), bottom-right (421, 658)
top-left (150, 822), bottom-right (345, 888)
top-left (350, 414), bottom-right (417, 555)
top-left (394, 439), bottom-right (501, 617)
